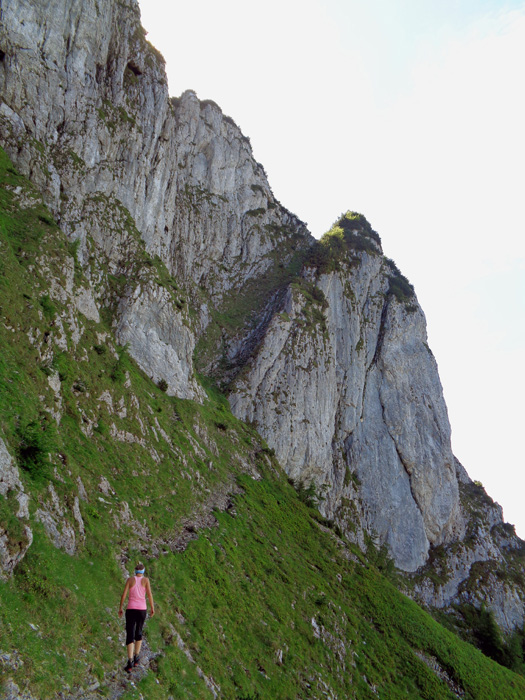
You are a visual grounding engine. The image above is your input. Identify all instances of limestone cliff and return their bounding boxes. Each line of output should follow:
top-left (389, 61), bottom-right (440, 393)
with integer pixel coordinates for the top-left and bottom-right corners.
top-left (0, 0), bottom-right (310, 400)
top-left (1, 0), bottom-right (524, 642)
top-left (228, 215), bottom-right (525, 631)
top-left (229, 220), bottom-right (463, 573)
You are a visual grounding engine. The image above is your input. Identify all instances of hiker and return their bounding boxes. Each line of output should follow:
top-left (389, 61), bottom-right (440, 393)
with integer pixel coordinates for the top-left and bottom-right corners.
top-left (118, 561), bottom-right (155, 673)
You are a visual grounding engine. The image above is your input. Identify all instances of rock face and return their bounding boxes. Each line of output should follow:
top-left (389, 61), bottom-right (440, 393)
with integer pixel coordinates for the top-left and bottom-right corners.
top-left (410, 462), bottom-right (525, 633)
top-left (114, 281), bottom-right (200, 398)
top-left (1, 0), bottom-right (524, 634)
top-left (0, 0), bottom-right (310, 399)
top-left (230, 234), bottom-right (463, 572)
top-left (0, 440), bottom-right (32, 578)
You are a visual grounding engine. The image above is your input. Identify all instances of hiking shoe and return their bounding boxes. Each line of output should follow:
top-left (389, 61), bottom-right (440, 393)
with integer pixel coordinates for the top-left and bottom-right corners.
top-left (124, 659), bottom-right (133, 673)
top-left (133, 655), bottom-right (140, 667)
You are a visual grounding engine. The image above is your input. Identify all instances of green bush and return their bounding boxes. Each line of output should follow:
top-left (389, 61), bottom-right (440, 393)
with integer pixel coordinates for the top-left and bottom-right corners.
top-left (388, 275), bottom-right (415, 302)
top-left (383, 257), bottom-right (415, 303)
top-left (442, 599), bottom-right (525, 673)
top-left (460, 604), bottom-right (505, 664)
top-left (291, 478), bottom-right (324, 508)
top-left (52, 352), bottom-right (73, 382)
top-left (306, 211), bottom-right (381, 273)
top-left (39, 294), bottom-right (56, 320)
top-left (16, 418), bottom-right (55, 479)
top-left (38, 213), bottom-right (54, 226)
top-left (337, 210), bottom-right (381, 243)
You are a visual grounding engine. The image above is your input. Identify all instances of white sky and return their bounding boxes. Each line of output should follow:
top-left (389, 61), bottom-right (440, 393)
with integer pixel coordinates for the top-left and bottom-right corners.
top-left (139, 0), bottom-right (525, 537)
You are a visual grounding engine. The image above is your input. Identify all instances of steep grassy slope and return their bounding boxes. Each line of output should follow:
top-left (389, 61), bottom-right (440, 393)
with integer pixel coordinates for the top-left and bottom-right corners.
top-left (2, 149), bottom-right (525, 700)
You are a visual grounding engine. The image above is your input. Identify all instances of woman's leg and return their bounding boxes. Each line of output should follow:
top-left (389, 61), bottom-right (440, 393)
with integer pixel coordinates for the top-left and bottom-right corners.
top-left (125, 610), bottom-right (136, 662)
top-left (133, 610), bottom-right (147, 662)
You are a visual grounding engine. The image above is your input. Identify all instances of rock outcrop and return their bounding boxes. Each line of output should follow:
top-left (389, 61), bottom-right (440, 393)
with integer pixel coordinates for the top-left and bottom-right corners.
top-left (229, 222), bottom-right (463, 572)
top-left (0, 440), bottom-right (32, 578)
top-left (410, 461), bottom-right (525, 633)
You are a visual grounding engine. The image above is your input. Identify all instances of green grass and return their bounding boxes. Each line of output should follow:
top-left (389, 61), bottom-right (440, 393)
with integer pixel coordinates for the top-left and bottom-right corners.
top-left (6, 453), bottom-right (525, 699)
top-left (121, 472), bottom-right (525, 700)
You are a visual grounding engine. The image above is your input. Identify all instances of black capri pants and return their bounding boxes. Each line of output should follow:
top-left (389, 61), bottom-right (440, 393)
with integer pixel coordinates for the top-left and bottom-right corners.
top-left (125, 609), bottom-right (147, 645)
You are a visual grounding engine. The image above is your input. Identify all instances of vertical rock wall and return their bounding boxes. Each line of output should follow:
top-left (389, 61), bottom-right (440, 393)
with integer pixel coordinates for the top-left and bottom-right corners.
top-left (230, 251), bottom-right (463, 572)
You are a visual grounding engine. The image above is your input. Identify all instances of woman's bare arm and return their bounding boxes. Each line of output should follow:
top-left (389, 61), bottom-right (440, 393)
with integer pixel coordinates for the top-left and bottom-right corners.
top-left (146, 578), bottom-right (155, 616)
top-left (118, 578), bottom-right (131, 617)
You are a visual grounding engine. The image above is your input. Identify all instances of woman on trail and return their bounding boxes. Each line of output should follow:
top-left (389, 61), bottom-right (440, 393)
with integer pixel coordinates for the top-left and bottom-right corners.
top-left (118, 561), bottom-right (155, 673)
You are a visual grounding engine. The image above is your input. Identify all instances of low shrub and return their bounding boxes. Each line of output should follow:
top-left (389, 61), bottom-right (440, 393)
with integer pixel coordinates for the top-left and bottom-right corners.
top-left (384, 257), bottom-right (415, 303)
top-left (306, 211), bottom-right (381, 273)
top-left (16, 418), bottom-right (55, 479)
top-left (39, 294), bottom-right (56, 320)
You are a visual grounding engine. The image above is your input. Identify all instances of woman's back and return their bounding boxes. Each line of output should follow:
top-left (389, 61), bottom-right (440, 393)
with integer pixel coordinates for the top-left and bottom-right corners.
top-left (127, 576), bottom-right (147, 610)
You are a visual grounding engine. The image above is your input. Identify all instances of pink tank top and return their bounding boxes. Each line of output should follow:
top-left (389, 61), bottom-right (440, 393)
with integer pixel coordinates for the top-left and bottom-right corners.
top-left (127, 576), bottom-right (147, 610)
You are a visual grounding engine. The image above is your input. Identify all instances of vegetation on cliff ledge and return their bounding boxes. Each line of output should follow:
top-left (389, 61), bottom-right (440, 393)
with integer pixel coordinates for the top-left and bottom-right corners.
top-left (305, 212), bottom-right (382, 273)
